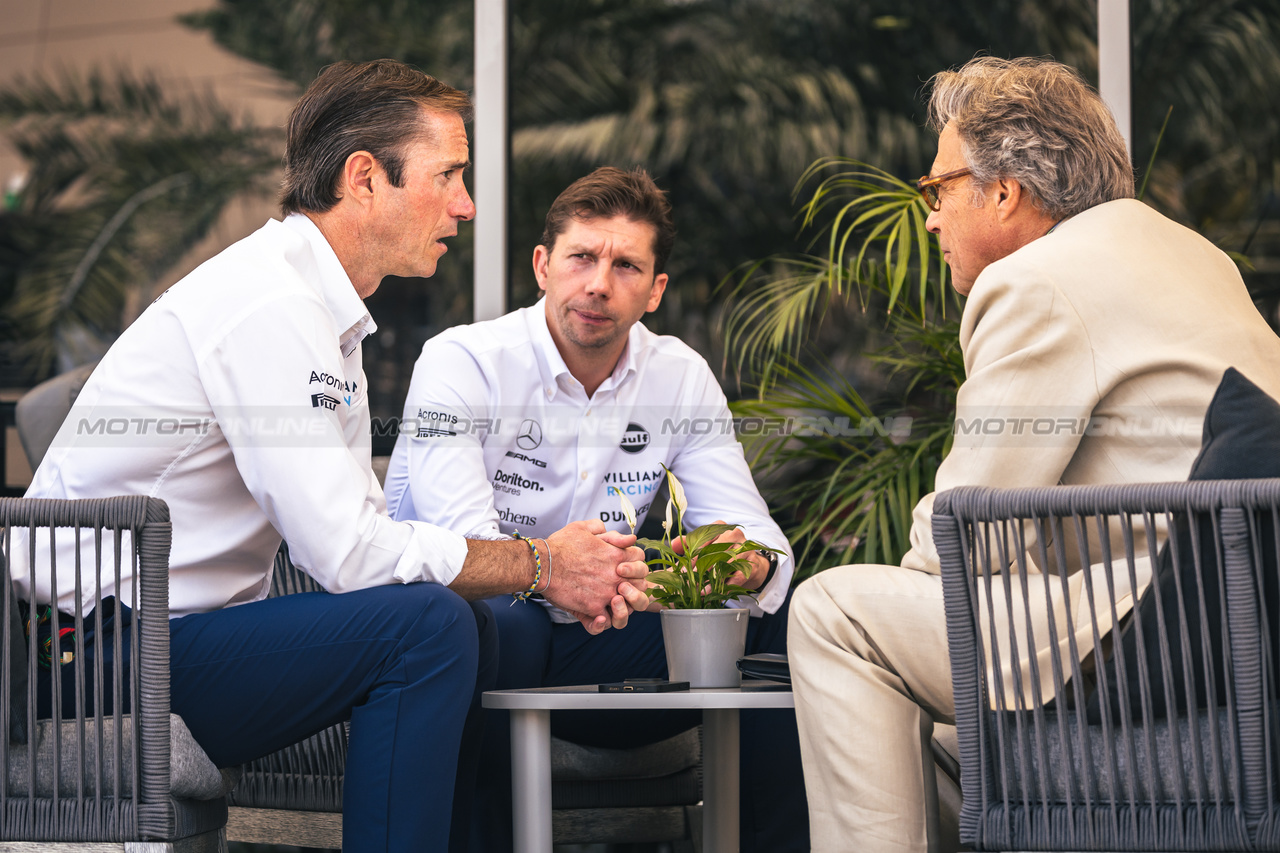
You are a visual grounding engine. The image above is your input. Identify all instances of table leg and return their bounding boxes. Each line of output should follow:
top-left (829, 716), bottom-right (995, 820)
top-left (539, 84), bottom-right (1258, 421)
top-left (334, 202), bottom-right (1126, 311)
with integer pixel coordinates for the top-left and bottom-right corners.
top-left (510, 708), bottom-right (552, 853)
top-left (703, 707), bottom-right (740, 853)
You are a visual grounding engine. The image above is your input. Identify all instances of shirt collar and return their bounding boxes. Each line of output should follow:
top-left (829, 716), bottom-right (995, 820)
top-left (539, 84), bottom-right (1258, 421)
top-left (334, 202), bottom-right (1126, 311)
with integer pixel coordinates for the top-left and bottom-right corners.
top-left (525, 299), bottom-right (641, 400)
top-left (283, 213), bottom-right (377, 357)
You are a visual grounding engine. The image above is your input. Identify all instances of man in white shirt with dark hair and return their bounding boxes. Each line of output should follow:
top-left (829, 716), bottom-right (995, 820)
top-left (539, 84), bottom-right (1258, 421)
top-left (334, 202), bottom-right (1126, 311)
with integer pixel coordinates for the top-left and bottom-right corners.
top-left (18, 61), bottom-right (649, 853)
top-left (385, 166), bottom-right (808, 853)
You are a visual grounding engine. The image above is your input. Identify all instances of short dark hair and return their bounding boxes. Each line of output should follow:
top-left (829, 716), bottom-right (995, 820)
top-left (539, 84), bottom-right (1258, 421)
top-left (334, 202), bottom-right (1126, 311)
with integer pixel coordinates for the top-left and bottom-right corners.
top-left (540, 167), bottom-right (676, 274)
top-left (281, 59), bottom-right (473, 216)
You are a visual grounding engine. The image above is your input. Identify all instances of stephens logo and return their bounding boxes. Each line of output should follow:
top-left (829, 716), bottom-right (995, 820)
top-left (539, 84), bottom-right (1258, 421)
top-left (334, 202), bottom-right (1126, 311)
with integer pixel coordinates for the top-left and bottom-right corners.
top-left (516, 418), bottom-right (543, 450)
top-left (505, 450), bottom-right (547, 468)
top-left (619, 422), bottom-right (650, 454)
top-left (498, 506), bottom-right (538, 526)
top-left (310, 393), bottom-right (340, 411)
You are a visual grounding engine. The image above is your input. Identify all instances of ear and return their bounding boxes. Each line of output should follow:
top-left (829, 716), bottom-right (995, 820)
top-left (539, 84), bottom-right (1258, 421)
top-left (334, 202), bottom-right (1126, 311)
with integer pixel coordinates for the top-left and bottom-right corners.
top-left (993, 177), bottom-right (1027, 223)
top-left (645, 273), bottom-right (669, 313)
top-left (340, 151), bottom-right (380, 207)
top-left (532, 244), bottom-right (551, 293)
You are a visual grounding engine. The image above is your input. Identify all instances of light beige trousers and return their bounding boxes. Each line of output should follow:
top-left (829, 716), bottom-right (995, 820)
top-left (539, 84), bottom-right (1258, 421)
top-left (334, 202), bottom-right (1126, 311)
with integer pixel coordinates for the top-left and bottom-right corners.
top-left (789, 564), bottom-right (955, 853)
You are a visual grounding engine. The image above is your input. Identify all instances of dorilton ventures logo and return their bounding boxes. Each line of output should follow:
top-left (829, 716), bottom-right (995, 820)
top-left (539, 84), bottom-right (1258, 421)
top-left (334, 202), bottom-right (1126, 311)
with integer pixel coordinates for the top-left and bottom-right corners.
top-left (516, 418), bottom-right (543, 450)
top-left (493, 468), bottom-right (544, 492)
top-left (619, 422), bottom-right (650, 454)
top-left (310, 393), bottom-right (340, 411)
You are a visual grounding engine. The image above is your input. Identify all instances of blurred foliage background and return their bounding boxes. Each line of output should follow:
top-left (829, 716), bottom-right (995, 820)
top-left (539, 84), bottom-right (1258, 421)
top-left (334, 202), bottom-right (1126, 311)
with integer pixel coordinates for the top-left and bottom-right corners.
top-left (2, 0), bottom-right (1278, 567)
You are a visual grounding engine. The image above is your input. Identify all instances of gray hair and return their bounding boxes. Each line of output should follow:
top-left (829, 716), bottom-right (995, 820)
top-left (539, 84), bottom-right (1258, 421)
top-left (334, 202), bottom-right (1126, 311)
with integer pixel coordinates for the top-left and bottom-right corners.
top-left (926, 57), bottom-right (1134, 219)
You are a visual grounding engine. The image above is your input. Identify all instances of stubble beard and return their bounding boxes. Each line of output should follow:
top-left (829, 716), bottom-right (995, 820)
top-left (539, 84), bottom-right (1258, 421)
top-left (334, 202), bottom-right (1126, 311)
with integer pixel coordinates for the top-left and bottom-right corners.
top-left (557, 304), bottom-right (621, 351)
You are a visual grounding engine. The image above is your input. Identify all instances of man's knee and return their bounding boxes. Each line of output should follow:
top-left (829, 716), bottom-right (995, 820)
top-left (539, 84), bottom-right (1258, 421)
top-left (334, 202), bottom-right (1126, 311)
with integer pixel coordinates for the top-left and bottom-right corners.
top-left (354, 583), bottom-right (481, 679)
top-left (789, 570), bottom-right (848, 642)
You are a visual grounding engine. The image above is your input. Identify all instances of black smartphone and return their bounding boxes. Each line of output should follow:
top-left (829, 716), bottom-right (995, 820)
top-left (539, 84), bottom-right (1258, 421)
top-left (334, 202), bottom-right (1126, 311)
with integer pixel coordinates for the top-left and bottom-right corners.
top-left (598, 677), bottom-right (691, 693)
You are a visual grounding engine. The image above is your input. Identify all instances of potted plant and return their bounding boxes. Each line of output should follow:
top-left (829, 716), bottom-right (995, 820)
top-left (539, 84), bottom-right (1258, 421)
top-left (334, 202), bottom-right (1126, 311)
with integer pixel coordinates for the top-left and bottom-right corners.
top-left (621, 466), bottom-right (781, 687)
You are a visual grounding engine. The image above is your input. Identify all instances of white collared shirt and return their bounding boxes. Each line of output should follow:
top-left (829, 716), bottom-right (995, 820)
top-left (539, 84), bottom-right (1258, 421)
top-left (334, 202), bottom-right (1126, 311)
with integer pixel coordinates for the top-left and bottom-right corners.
top-left (383, 301), bottom-right (793, 620)
top-left (18, 214), bottom-right (469, 617)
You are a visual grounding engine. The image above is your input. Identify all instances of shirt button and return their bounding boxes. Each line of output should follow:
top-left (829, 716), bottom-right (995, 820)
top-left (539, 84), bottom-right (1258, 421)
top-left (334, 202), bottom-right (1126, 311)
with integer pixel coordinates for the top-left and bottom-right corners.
top-left (580, 471), bottom-right (589, 481)
top-left (586, 408), bottom-right (592, 416)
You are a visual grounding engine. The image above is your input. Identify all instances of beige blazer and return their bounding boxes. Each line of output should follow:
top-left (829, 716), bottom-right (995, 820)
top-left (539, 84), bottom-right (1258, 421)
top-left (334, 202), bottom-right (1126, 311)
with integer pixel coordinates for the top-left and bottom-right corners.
top-left (900, 198), bottom-right (1280, 703)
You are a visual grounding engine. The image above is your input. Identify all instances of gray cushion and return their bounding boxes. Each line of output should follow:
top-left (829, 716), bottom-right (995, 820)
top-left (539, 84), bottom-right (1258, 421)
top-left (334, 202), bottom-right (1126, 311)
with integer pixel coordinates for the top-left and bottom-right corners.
top-left (550, 726), bottom-right (700, 782)
top-left (6, 712), bottom-right (240, 800)
top-left (1092, 367), bottom-right (1280, 722)
top-left (1001, 709), bottom-right (1236, 802)
top-left (553, 805), bottom-right (695, 845)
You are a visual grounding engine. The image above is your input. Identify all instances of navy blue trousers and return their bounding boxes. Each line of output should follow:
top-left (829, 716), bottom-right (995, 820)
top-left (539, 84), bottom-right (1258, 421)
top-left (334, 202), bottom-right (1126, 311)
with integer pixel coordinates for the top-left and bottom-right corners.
top-left (41, 583), bottom-right (497, 853)
top-left (473, 593), bottom-right (809, 853)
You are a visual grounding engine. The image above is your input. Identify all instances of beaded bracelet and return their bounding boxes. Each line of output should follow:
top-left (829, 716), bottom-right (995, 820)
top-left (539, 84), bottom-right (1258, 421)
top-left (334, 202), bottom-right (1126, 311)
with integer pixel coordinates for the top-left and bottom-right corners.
top-left (511, 530), bottom-right (542, 602)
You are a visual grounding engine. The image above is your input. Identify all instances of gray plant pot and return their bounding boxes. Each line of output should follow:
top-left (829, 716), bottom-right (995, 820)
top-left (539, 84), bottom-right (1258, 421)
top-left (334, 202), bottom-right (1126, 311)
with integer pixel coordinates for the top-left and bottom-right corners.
top-left (660, 607), bottom-right (749, 688)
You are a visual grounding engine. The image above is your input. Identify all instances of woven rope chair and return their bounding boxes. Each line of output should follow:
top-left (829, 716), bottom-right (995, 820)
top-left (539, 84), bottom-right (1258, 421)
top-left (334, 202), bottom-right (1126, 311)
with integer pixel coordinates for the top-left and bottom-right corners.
top-left (1, 496), bottom-right (232, 851)
top-left (934, 480), bottom-right (1280, 851)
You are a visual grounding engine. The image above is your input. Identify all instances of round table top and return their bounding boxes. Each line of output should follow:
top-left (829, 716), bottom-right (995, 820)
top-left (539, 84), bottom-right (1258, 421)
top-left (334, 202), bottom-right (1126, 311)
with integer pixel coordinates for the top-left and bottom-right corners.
top-left (482, 680), bottom-right (793, 710)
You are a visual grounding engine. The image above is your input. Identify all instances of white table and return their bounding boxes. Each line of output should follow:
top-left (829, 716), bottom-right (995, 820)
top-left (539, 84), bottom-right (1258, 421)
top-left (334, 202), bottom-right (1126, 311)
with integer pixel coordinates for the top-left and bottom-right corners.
top-left (482, 681), bottom-right (794, 853)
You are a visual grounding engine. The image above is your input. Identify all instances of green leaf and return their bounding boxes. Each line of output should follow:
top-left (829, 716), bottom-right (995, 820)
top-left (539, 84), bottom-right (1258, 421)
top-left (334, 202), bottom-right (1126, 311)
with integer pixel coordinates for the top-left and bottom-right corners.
top-left (682, 522), bottom-right (741, 553)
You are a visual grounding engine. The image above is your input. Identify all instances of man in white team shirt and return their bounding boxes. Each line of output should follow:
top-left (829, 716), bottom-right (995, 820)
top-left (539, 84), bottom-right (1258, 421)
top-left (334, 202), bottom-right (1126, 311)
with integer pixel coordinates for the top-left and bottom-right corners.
top-left (384, 166), bottom-right (809, 853)
top-left (16, 61), bottom-right (649, 853)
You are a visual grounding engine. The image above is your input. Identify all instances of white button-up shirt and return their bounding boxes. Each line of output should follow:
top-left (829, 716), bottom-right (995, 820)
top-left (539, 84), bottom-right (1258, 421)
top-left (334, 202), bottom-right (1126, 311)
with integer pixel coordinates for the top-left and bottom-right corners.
top-left (383, 302), bottom-right (793, 620)
top-left (18, 214), bottom-right (469, 618)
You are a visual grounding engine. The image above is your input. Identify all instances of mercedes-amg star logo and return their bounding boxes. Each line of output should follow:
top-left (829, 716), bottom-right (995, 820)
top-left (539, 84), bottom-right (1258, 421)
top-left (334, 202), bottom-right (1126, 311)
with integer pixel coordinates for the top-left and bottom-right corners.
top-left (516, 418), bottom-right (543, 450)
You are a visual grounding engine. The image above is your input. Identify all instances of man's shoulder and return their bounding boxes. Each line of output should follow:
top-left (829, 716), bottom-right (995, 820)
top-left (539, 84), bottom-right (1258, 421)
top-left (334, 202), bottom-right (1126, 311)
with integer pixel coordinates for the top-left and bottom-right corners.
top-left (167, 220), bottom-right (318, 301)
top-left (972, 198), bottom-right (1223, 304)
top-left (424, 307), bottom-right (535, 365)
top-left (631, 323), bottom-right (713, 372)
top-left (409, 308), bottom-right (539, 398)
top-left (1002, 198), bottom-right (1193, 267)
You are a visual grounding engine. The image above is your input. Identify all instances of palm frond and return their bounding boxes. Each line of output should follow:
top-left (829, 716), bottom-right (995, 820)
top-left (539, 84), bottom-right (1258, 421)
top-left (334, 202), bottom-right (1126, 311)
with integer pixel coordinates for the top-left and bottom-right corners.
top-left (719, 158), bottom-right (946, 379)
top-left (0, 69), bottom-right (279, 379)
top-left (731, 355), bottom-right (954, 574)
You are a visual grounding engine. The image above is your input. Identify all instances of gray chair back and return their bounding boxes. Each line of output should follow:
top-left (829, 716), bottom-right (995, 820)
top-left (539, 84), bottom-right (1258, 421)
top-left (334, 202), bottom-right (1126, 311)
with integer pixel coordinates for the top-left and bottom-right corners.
top-left (934, 480), bottom-right (1280, 851)
top-left (14, 361), bottom-right (98, 471)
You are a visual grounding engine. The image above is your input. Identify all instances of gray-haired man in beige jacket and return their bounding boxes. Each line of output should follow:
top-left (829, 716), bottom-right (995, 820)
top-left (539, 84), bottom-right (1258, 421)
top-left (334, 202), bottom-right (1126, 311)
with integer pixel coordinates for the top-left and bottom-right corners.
top-left (789, 56), bottom-right (1280, 853)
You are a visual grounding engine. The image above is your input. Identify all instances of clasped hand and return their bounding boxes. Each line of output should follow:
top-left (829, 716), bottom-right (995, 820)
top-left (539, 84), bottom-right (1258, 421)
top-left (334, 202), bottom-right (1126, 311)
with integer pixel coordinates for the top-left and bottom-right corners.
top-left (544, 519), bottom-right (650, 634)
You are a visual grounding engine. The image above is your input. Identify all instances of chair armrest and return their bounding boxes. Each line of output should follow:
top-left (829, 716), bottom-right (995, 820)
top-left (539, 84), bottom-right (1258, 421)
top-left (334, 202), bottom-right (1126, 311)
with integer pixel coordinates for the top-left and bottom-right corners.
top-left (2, 495), bottom-right (176, 839)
